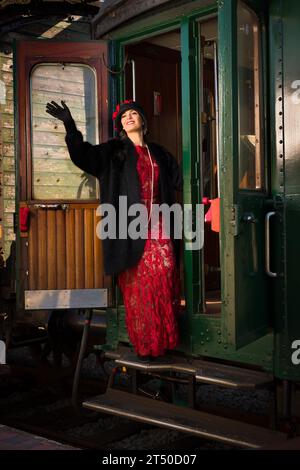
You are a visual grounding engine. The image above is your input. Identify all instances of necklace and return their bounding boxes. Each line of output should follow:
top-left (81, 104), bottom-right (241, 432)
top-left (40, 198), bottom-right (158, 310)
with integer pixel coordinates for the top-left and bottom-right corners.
top-left (145, 145), bottom-right (154, 226)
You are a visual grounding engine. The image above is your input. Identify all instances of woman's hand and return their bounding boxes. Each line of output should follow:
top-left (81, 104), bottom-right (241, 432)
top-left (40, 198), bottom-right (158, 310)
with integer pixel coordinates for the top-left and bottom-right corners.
top-left (45, 100), bottom-right (73, 123)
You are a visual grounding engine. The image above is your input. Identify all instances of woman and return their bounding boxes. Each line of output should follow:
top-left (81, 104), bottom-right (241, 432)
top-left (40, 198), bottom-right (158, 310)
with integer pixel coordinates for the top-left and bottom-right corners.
top-left (45, 99), bottom-right (182, 359)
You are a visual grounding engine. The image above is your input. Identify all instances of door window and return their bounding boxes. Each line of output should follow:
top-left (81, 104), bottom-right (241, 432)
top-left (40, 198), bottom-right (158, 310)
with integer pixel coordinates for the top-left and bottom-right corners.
top-left (30, 63), bottom-right (99, 200)
top-left (237, 1), bottom-right (264, 190)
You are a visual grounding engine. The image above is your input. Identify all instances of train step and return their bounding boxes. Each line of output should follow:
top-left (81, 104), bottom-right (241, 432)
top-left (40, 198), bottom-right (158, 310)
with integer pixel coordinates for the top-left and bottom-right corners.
top-left (82, 389), bottom-right (286, 449)
top-left (113, 354), bottom-right (273, 389)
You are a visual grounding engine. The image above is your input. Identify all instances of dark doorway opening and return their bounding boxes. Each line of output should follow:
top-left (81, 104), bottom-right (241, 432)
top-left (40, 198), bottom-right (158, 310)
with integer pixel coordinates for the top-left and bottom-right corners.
top-left (124, 30), bottom-right (185, 305)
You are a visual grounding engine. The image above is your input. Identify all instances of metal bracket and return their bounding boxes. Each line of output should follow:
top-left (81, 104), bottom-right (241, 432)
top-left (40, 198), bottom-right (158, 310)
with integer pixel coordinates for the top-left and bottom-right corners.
top-left (231, 204), bottom-right (239, 236)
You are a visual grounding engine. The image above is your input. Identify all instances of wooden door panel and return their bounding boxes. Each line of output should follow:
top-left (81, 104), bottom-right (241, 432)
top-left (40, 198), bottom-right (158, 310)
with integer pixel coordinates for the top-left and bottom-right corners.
top-left (56, 210), bottom-right (67, 288)
top-left (93, 210), bottom-right (103, 288)
top-left (125, 42), bottom-right (181, 163)
top-left (37, 210), bottom-right (47, 289)
top-left (47, 210), bottom-right (56, 289)
top-left (75, 209), bottom-right (84, 288)
top-left (84, 209), bottom-right (94, 289)
top-left (17, 41), bottom-right (111, 308)
top-left (65, 208), bottom-right (76, 289)
top-left (27, 206), bottom-right (103, 290)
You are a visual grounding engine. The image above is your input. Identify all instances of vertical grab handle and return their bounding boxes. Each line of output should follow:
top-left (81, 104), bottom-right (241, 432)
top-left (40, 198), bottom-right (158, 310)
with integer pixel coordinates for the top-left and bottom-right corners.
top-left (131, 59), bottom-right (136, 101)
top-left (265, 211), bottom-right (277, 278)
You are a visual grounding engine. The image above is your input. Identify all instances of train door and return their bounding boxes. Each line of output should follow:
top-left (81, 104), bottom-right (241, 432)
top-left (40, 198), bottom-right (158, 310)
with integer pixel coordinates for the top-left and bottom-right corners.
top-left (218, 1), bottom-right (269, 348)
top-left (16, 41), bottom-right (110, 311)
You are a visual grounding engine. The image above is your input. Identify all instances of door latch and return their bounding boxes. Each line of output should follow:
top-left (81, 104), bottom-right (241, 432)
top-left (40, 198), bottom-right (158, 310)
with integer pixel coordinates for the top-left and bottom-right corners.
top-left (33, 203), bottom-right (69, 210)
top-left (242, 212), bottom-right (258, 224)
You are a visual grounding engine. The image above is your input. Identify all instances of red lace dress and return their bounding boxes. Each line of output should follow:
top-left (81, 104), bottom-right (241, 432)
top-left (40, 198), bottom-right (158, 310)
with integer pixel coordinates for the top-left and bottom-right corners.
top-left (118, 145), bottom-right (180, 357)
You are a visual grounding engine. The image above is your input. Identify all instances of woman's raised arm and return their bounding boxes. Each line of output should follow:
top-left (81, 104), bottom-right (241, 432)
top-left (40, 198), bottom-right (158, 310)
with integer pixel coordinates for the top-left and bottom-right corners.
top-left (46, 100), bottom-right (109, 178)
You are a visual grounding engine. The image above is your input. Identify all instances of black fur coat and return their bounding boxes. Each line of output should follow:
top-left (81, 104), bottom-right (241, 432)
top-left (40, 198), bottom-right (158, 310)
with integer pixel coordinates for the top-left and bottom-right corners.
top-left (65, 120), bottom-right (183, 275)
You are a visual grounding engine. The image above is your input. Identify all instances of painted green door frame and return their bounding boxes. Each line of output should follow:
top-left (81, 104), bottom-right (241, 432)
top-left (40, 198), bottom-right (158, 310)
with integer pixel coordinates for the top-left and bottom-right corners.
top-left (109, 6), bottom-right (217, 354)
top-left (106, 1), bottom-right (273, 366)
top-left (218, 0), bottom-right (270, 348)
top-left (181, 17), bottom-right (202, 318)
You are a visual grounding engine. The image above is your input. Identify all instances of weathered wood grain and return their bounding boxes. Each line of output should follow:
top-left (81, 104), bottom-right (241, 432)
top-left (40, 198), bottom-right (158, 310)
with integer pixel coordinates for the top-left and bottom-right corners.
top-left (75, 208), bottom-right (84, 288)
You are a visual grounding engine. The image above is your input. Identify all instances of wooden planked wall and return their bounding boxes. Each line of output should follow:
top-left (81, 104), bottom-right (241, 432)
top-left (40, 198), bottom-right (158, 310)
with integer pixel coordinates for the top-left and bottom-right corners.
top-left (0, 16), bottom-right (91, 261)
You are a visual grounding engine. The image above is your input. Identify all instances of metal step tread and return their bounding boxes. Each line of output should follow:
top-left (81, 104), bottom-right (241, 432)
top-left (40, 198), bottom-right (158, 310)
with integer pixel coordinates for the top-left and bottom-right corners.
top-left (114, 354), bottom-right (273, 389)
top-left (194, 360), bottom-right (273, 389)
top-left (83, 389), bottom-right (286, 449)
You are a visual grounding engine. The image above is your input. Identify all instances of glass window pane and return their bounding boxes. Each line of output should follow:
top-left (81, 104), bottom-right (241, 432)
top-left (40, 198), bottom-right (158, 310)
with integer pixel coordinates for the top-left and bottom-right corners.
top-left (237, 2), bottom-right (264, 190)
top-left (30, 64), bottom-right (99, 200)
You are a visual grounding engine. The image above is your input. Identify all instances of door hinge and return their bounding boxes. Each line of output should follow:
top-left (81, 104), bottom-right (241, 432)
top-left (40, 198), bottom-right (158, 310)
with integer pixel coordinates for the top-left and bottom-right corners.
top-left (230, 204), bottom-right (239, 236)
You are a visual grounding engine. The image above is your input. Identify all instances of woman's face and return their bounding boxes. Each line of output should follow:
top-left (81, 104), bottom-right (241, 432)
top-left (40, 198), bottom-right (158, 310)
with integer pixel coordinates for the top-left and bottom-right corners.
top-left (121, 109), bottom-right (143, 134)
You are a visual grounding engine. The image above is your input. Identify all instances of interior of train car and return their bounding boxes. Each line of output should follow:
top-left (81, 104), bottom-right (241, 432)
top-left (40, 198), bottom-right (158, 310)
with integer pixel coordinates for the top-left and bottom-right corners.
top-left (123, 17), bottom-right (221, 316)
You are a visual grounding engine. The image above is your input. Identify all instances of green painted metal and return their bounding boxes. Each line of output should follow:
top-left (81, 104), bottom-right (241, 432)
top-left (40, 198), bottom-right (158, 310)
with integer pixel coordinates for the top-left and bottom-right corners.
top-left (181, 17), bottom-right (202, 318)
top-left (7, 0), bottom-right (298, 384)
top-left (103, 0), bottom-right (216, 43)
top-left (97, 0), bottom-right (300, 379)
top-left (218, 0), bottom-right (238, 349)
top-left (108, 4), bottom-right (219, 356)
top-left (218, 0), bottom-right (271, 349)
top-left (100, 1), bottom-right (273, 369)
top-left (270, 0), bottom-right (300, 381)
top-left (190, 313), bottom-right (273, 370)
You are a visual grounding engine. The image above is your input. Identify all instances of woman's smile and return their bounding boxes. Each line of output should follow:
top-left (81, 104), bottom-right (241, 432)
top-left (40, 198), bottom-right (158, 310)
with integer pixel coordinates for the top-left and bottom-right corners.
top-left (121, 109), bottom-right (143, 132)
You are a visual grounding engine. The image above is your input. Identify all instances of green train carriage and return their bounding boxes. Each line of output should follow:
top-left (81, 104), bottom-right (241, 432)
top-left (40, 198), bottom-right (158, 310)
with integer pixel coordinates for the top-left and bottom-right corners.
top-left (0, 0), bottom-right (300, 446)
